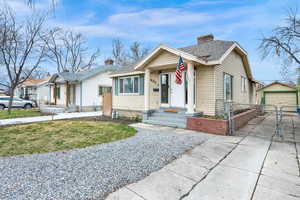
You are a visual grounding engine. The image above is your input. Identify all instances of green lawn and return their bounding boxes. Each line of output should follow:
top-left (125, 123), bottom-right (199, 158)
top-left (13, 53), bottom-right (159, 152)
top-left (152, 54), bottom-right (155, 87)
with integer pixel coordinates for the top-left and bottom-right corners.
top-left (0, 109), bottom-right (42, 119)
top-left (0, 120), bottom-right (136, 157)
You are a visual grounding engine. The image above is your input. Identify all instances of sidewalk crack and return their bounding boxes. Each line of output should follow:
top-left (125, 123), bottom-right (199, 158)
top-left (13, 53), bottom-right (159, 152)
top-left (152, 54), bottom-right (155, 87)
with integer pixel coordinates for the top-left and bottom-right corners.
top-left (178, 133), bottom-right (249, 200)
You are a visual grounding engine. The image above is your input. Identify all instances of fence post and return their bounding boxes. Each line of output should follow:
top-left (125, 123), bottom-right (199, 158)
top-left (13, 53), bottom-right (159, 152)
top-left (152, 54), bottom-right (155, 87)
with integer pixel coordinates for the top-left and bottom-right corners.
top-left (225, 102), bottom-right (234, 135)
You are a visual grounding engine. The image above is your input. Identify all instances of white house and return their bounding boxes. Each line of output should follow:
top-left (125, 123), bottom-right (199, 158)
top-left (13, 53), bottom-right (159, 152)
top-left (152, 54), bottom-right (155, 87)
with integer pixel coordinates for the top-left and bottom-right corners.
top-left (15, 77), bottom-right (50, 104)
top-left (47, 60), bottom-right (119, 112)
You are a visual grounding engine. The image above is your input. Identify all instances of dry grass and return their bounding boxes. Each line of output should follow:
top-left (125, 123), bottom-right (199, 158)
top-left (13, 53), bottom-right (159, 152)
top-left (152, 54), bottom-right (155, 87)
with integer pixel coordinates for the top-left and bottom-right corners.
top-left (0, 120), bottom-right (136, 157)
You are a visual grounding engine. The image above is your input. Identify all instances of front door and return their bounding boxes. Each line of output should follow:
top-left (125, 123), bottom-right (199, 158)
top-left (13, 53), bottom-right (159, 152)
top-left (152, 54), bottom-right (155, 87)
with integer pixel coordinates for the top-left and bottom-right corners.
top-left (170, 72), bottom-right (185, 107)
top-left (160, 73), bottom-right (169, 107)
top-left (160, 72), bottom-right (186, 108)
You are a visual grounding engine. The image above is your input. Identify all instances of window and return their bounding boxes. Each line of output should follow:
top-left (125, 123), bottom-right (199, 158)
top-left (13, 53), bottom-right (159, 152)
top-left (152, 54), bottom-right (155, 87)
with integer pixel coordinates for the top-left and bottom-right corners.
top-left (119, 76), bottom-right (140, 94)
top-left (54, 87), bottom-right (60, 99)
top-left (98, 86), bottom-right (112, 96)
top-left (224, 73), bottom-right (233, 101)
top-left (241, 76), bottom-right (247, 93)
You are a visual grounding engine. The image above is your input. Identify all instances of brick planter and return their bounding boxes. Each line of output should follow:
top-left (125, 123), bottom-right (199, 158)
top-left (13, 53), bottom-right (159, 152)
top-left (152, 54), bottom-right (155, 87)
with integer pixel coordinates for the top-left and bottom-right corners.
top-left (187, 109), bottom-right (258, 136)
top-left (233, 109), bottom-right (258, 130)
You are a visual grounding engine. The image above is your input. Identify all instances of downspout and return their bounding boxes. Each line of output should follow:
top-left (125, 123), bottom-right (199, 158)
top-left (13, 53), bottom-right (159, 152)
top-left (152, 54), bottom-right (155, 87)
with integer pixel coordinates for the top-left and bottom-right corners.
top-left (80, 81), bottom-right (83, 112)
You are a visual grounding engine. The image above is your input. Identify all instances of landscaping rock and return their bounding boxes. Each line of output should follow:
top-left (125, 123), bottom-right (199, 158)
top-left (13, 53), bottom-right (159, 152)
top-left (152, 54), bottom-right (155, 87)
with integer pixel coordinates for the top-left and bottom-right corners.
top-left (0, 126), bottom-right (206, 200)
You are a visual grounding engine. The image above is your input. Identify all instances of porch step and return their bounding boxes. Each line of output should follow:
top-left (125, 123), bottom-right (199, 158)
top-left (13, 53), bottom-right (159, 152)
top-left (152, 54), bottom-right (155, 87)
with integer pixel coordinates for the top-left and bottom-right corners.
top-left (143, 109), bottom-right (188, 128)
top-left (143, 119), bottom-right (186, 129)
top-left (145, 115), bottom-right (187, 124)
top-left (151, 112), bottom-right (187, 118)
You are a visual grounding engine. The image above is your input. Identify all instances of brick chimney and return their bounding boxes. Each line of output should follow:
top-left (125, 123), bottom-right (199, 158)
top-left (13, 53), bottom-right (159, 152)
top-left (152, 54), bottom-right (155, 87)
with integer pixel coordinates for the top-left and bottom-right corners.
top-left (197, 34), bottom-right (214, 44)
top-left (104, 59), bottom-right (114, 65)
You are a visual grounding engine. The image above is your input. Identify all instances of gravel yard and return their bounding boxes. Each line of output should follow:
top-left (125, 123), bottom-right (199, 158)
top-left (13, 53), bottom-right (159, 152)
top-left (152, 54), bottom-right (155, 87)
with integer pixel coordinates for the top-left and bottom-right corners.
top-left (0, 126), bottom-right (206, 200)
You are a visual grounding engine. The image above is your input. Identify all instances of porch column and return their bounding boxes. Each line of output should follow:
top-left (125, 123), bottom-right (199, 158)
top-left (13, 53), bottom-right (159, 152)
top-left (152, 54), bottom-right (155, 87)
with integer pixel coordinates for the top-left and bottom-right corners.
top-left (187, 61), bottom-right (195, 114)
top-left (65, 82), bottom-right (69, 107)
top-left (144, 69), bottom-right (150, 111)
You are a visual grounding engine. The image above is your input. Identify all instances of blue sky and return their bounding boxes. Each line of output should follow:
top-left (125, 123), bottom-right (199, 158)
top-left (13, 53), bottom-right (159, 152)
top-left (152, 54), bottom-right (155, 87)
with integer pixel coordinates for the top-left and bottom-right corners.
top-left (5, 0), bottom-right (300, 82)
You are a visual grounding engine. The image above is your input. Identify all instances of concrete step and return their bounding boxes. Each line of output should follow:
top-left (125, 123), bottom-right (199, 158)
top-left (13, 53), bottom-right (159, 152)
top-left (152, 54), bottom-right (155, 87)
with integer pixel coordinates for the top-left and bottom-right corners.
top-left (151, 112), bottom-right (188, 118)
top-left (143, 119), bottom-right (186, 129)
top-left (147, 116), bottom-right (187, 124)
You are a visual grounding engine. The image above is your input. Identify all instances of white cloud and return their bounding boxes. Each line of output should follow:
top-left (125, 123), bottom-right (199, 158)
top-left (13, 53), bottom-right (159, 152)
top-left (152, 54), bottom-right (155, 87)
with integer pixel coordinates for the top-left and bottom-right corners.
top-left (107, 8), bottom-right (213, 26)
top-left (184, 0), bottom-right (228, 7)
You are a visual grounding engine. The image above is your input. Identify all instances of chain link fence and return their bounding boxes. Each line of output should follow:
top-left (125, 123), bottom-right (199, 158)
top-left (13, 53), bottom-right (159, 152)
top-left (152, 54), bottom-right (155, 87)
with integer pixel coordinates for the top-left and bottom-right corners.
top-left (215, 99), bottom-right (299, 137)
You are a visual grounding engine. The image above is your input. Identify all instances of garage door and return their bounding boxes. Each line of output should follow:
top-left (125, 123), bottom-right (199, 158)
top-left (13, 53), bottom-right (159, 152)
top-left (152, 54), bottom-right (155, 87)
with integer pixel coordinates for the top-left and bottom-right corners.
top-left (265, 92), bottom-right (297, 111)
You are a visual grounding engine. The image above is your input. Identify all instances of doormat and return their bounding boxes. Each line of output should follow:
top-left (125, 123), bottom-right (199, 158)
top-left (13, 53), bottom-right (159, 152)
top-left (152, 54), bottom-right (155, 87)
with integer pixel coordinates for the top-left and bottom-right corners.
top-left (164, 109), bottom-right (179, 113)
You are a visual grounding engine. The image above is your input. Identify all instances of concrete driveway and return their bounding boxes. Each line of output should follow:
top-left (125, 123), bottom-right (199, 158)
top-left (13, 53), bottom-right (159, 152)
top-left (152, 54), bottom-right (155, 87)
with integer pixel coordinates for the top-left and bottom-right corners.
top-left (107, 114), bottom-right (300, 200)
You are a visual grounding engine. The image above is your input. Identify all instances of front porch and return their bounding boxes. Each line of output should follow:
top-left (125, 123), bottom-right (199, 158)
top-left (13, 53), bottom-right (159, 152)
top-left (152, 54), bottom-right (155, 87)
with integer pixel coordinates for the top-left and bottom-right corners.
top-left (143, 60), bottom-right (197, 115)
top-left (141, 57), bottom-right (201, 128)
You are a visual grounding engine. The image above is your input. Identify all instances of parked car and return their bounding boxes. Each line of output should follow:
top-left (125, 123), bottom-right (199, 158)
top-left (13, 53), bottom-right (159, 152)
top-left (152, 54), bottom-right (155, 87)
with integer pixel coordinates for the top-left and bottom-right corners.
top-left (0, 96), bottom-right (36, 110)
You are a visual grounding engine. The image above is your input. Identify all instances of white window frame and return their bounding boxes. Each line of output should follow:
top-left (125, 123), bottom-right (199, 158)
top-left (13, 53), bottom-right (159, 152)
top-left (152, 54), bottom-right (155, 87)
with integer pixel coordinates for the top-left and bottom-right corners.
top-left (119, 76), bottom-right (140, 95)
top-left (224, 73), bottom-right (233, 101)
top-left (241, 76), bottom-right (247, 93)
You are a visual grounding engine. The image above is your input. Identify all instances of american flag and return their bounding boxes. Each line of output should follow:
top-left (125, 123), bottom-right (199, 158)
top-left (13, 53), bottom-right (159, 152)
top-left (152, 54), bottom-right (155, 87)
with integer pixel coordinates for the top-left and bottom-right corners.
top-left (175, 56), bottom-right (185, 84)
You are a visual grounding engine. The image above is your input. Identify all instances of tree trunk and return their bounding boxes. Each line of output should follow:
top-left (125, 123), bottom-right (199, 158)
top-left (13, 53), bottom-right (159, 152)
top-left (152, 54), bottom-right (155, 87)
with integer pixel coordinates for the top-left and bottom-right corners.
top-left (7, 87), bottom-right (15, 114)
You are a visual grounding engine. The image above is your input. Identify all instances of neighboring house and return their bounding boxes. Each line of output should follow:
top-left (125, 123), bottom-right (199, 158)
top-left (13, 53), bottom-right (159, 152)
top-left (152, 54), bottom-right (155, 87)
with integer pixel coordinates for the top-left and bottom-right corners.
top-left (36, 78), bottom-right (52, 105)
top-left (110, 34), bottom-right (257, 126)
top-left (256, 81), bottom-right (299, 111)
top-left (0, 89), bottom-right (6, 96)
top-left (254, 80), bottom-right (264, 90)
top-left (47, 60), bottom-right (119, 112)
top-left (15, 77), bottom-right (50, 102)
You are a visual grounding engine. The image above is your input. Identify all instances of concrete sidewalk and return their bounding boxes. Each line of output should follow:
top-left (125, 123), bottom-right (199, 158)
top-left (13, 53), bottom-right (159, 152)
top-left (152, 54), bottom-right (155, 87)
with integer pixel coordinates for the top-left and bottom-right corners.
top-left (106, 114), bottom-right (300, 200)
top-left (0, 111), bottom-right (102, 126)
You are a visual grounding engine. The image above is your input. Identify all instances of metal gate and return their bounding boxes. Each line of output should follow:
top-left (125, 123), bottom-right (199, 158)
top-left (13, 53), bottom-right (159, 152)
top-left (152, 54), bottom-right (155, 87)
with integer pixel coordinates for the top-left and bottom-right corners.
top-left (277, 105), bottom-right (299, 137)
top-left (216, 99), bottom-right (299, 137)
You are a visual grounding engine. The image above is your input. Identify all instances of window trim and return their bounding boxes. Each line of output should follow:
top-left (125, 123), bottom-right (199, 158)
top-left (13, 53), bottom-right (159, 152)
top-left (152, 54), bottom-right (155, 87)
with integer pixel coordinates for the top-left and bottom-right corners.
top-left (98, 85), bottom-right (112, 96)
top-left (119, 76), bottom-right (140, 95)
top-left (223, 73), bottom-right (233, 101)
top-left (241, 76), bottom-right (247, 93)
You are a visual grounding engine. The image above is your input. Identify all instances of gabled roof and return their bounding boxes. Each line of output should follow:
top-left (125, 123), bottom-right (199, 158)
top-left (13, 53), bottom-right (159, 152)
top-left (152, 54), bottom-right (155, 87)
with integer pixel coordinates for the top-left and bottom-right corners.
top-left (50, 65), bottom-right (120, 83)
top-left (257, 81), bottom-right (297, 91)
top-left (110, 40), bottom-right (253, 80)
top-left (22, 77), bottom-right (51, 86)
top-left (179, 40), bottom-right (235, 61)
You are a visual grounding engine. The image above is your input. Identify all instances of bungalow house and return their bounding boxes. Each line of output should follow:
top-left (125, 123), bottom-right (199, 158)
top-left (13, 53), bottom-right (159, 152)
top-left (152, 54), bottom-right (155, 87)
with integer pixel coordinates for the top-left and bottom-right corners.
top-left (0, 88), bottom-right (6, 96)
top-left (47, 60), bottom-right (119, 112)
top-left (110, 34), bottom-right (257, 128)
top-left (256, 81), bottom-right (299, 111)
top-left (15, 77), bottom-right (50, 102)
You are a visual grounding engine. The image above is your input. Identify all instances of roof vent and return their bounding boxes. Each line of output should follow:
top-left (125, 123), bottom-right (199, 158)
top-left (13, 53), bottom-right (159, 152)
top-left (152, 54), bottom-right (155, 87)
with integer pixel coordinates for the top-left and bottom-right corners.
top-left (104, 59), bottom-right (114, 65)
top-left (197, 34), bottom-right (214, 44)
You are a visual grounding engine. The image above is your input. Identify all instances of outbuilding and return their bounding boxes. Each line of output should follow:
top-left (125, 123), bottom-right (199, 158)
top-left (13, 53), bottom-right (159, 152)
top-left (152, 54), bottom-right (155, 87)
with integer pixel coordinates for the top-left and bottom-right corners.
top-left (256, 81), bottom-right (299, 111)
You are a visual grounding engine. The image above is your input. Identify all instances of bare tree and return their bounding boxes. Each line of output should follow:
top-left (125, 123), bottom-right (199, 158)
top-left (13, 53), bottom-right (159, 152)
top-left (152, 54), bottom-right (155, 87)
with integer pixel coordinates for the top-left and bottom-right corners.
top-left (26, 0), bottom-right (58, 8)
top-left (44, 28), bottom-right (100, 73)
top-left (112, 39), bottom-right (128, 65)
top-left (129, 41), bottom-right (149, 62)
top-left (112, 39), bottom-right (149, 65)
top-left (0, 7), bottom-right (50, 113)
top-left (259, 9), bottom-right (300, 85)
top-left (25, 66), bottom-right (50, 79)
